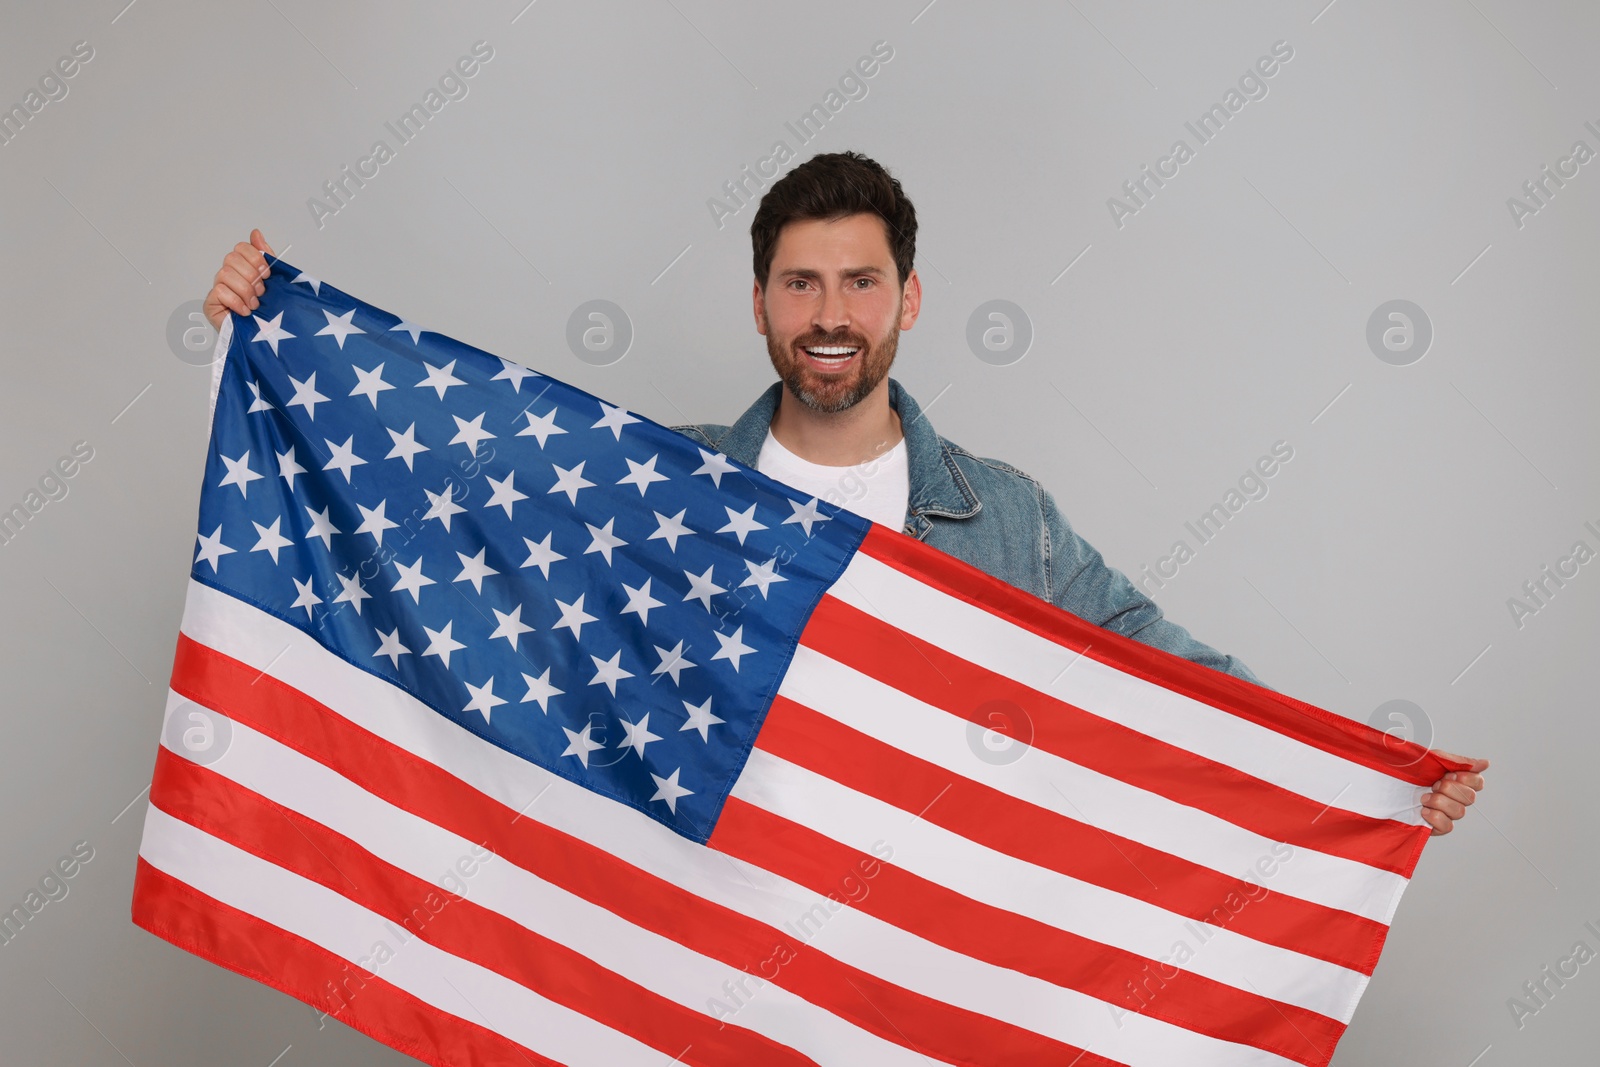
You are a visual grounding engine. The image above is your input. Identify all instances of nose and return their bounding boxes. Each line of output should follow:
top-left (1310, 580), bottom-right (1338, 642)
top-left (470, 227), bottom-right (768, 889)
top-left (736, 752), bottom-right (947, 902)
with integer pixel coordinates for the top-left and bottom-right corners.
top-left (814, 283), bottom-right (850, 337)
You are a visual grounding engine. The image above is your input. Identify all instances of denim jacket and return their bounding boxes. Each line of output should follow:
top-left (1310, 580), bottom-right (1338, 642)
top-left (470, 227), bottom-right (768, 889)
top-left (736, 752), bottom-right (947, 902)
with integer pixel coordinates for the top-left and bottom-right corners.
top-left (673, 377), bottom-right (1263, 686)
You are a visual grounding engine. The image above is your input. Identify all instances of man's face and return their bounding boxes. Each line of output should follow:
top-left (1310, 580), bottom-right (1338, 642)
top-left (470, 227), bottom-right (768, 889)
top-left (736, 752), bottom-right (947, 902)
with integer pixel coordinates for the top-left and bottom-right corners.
top-left (753, 213), bottom-right (921, 414)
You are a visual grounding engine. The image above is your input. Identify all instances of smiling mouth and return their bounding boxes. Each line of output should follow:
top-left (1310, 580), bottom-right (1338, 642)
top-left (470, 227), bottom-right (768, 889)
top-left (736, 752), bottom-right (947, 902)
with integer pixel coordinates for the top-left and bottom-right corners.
top-left (800, 344), bottom-right (861, 370)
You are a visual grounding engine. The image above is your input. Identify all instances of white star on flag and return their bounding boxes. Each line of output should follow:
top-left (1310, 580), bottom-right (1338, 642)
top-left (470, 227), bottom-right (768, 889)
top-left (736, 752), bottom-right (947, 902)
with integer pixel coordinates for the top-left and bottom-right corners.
top-left (783, 496), bottom-right (831, 537)
top-left (718, 503), bottom-right (767, 545)
top-left (315, 308), bottom-right (365, 349)
top-left (417, 359), bottom-right (465, 399)
top-left (390, 557), bottom-right (435, 603)
top-left (250, 311), bottom-right (294, 355)
top-left (516, 407), bottom-right (566, 447)
top-left (350, 363), bottom-right (394, 408)
top-left (332, 572), bottom-right (371, 615)
top-left (711, 624), bottom-right (756, 671)
top-left (560, 723), bottom-right (604, 768)
top-left (246, 380), bottom-right (272, 413)
top-left (652, 641), bottom-right (696, 685)
top-left (587, 651), bottom-right (634, 696)
top-left (384, 423), bottom-right (428, 470)
top-left (285, 372), bottom-right (331, 420)
top-left (194, 525), bottom-right (234, 572)
top-left (218, 451), bottom-right (263, 498)
top-left (583, 518), bottom-right (626, 565)
top-left (620, 579), bottom-right (665, 626)
top-left (681, 565), bottom-right (725, 611)
top-left (423, 484), bottom-right (467, 531)
top-left (548, 461), bottom-right (595, 505)
top-left (484, 473), bottom-right (528, 518)
top-left (617, 455), bottom-right (669, 496)
top-left (276, 446), bottom-right (306, 489)
top-left (371, 626), bottom-right (411, 667)
top-left (250, 517), bottom-right (293, 564)
top-left (739, 557), bottom-right (788, 599)
top-left (449, 412), bottom-right (495, 455)
top-left (678, 695), bottom-right (724, 741)
top-left (489, 605), bottom-right (535, 650)
top-left (290, 575), bottom-right (322, 621)
top-left (519, 533), bottom-right (565, 578)
top-left (617, 713), bottom-right (662, 758)
top-left (551, 594), bottom-right (597, 640)
top-left (420, 620), bottom-right (466, 668)
top-left (355, 500), bottom-right (399, 545)
top-left (592, 403), bottom-right (640, 440)
top-left (492, 358), bottom-right (538, 392)
top-left (321, 436), bottom-right (367, 483)
top-left (648, 768), bottom-right (692, 813)
top-left (691, 448), bottom-right (736, 487)
top-left (453, 548), bottom-right (500, 593)
top-left (519, 668), bottom-right (563, 713)
top-left (463, 677), bottom-right (507, 724)
top-left (647, 509), bottom-right (694, 551)
top-left (389, 318), bottom-right (425, 343)
top-left (303, 505), bottom-right (339, 549)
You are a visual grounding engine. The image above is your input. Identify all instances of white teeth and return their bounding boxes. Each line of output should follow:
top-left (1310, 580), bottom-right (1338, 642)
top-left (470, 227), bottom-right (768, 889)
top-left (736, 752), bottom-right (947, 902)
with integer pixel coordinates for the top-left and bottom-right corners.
top-left (805, 346), bottom-right (858, 356)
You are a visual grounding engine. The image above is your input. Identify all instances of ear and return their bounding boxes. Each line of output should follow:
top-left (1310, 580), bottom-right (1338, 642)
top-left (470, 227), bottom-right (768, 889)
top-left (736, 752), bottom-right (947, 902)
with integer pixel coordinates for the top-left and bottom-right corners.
top-left (752, 277), bottom-right (769, 336)
top-left (898, 269), bottom-right (922, 331)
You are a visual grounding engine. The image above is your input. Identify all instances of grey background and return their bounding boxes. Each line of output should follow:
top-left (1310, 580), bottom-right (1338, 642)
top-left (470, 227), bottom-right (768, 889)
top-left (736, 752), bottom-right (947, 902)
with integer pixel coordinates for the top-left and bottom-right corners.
top-left (1, 0), bottom-right (1594, 1063)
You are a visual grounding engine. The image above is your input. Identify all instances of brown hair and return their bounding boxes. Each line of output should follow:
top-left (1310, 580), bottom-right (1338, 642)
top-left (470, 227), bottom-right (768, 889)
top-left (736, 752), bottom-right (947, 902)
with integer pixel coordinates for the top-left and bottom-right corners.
top-left (750, 151), bottom-right (917, 289)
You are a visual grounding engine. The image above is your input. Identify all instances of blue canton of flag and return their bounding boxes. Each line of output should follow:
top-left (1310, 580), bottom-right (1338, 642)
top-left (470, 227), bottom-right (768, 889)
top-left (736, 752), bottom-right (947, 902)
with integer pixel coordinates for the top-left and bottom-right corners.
top-left (194, 256), bottom-right (868, 840)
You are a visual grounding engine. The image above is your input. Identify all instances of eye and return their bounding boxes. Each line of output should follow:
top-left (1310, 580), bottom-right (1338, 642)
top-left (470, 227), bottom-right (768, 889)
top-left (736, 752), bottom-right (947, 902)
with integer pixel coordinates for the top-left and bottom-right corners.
top-left (853, 277), bottom-right (874, 289)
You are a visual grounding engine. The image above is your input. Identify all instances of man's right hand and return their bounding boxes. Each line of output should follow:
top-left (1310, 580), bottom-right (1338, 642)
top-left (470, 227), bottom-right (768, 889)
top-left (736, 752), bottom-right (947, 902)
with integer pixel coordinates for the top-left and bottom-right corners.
top-left (203, 229), bottom-right (276, 331)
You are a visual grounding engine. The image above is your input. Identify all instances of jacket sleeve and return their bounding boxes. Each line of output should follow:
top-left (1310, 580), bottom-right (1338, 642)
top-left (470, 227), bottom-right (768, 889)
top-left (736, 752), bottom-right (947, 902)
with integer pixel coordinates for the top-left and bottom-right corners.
top-left (1040, 488), bottom-right (1268, 689)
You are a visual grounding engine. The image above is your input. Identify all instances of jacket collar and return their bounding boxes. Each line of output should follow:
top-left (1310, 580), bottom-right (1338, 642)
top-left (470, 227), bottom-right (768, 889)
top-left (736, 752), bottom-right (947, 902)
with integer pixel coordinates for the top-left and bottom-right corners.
top-left (714, 377), bottom-right (982, 524)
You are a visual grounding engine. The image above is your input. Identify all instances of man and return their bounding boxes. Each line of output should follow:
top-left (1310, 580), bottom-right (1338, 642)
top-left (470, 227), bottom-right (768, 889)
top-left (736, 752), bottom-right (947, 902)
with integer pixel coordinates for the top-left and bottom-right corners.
top-left (202, 151), bottom-right (1485, 833)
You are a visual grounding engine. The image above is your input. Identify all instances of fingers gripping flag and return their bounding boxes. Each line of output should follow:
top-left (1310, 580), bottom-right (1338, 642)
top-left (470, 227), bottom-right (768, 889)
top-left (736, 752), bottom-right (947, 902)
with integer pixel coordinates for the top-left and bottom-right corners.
top-left (133, 257), bottom-right (1467, 1067)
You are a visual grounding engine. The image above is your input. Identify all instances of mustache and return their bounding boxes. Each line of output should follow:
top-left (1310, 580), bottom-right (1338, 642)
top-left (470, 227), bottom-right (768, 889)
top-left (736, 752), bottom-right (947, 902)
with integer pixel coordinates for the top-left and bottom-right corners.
top-left (795, 332), bottom-right (867, 349)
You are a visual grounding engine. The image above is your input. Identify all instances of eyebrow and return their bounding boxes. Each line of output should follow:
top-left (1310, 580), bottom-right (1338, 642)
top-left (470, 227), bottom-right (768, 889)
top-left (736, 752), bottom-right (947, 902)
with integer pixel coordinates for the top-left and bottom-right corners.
top-left (777, 266), bottom-right (888, 281)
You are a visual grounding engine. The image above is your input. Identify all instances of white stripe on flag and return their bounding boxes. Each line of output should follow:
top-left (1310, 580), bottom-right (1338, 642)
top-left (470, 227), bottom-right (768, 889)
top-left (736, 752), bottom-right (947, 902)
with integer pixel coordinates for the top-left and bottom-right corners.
top-left (830, 552), bottom-right (1429, 825)
top-left (781, 644), bottom-right (1406, 925)
top-left (138, 805), bottom-right (667, 1067)
top-left (734, 747), bottom-right (1366, 1024)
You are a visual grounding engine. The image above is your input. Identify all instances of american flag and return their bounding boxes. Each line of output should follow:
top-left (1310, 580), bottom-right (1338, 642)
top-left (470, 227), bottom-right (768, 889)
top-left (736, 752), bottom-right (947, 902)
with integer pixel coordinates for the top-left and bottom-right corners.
top-left (133, 256), bottom-right (1464, 1067)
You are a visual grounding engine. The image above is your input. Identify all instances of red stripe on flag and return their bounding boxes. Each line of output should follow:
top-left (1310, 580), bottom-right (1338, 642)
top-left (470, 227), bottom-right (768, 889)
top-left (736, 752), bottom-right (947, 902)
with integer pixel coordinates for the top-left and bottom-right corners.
top-left (146, 745), bottom-right (818, 1067)
top-left (711, 796), bottom-right (1341, 1066)
top-left (168, 632), bottom-right (1121, 1067)
top-left (856, 526), bottom-right (1470, 792)
top-left (131, 858), bottom-right (556, 1067)
top-left (800, 594), bottom-right (1421, 876)
top-left (755, 695), bottom-right (1386, 975)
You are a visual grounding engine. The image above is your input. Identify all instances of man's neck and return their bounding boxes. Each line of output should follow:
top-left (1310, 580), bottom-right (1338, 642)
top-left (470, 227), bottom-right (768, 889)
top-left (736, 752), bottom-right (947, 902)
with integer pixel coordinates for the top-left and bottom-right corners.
top-left (767, 377), bottom-right (903, 467)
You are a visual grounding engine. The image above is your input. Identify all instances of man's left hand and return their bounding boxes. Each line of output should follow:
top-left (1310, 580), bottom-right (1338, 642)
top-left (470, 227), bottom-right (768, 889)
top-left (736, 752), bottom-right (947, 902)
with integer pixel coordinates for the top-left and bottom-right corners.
top-left (1421, 751), bottom-right (1489, 836)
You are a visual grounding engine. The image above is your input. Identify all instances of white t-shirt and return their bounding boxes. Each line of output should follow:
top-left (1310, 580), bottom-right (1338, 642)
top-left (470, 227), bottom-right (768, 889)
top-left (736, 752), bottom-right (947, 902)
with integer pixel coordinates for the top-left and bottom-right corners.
top-left (756, 429), bottom-right (910, 531)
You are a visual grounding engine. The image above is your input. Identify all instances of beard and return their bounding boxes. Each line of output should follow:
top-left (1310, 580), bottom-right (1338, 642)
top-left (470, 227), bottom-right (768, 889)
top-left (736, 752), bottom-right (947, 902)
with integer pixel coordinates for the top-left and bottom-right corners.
top-left (765, 319), bottom-right (900, 415)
